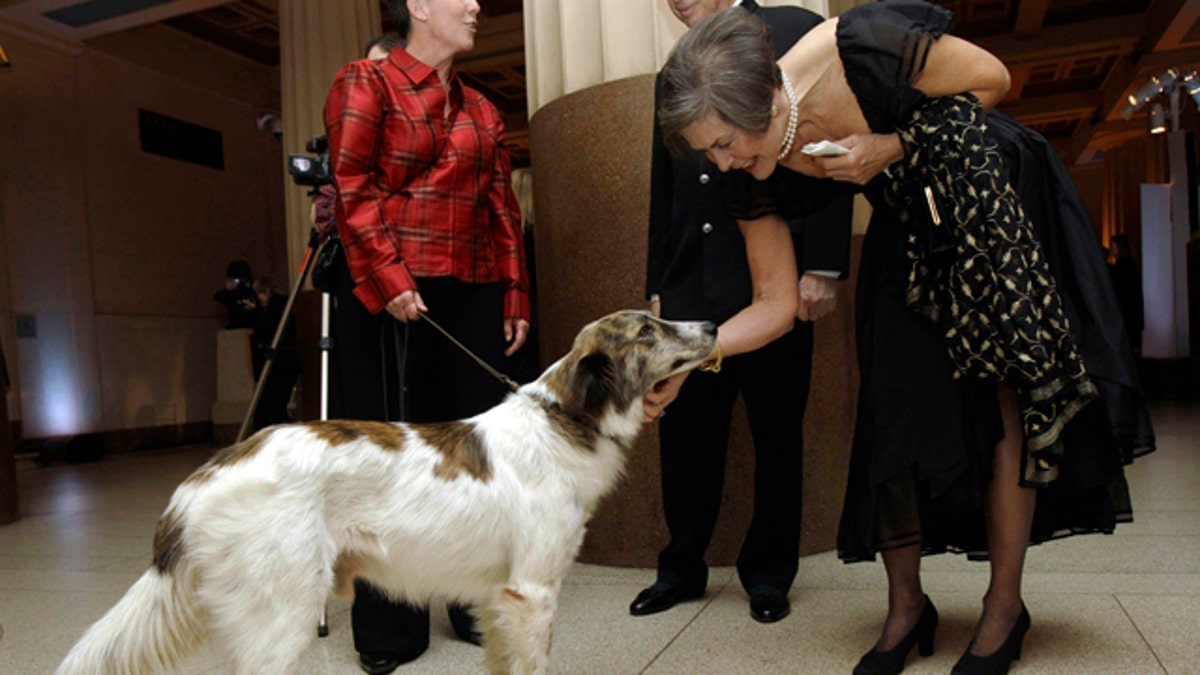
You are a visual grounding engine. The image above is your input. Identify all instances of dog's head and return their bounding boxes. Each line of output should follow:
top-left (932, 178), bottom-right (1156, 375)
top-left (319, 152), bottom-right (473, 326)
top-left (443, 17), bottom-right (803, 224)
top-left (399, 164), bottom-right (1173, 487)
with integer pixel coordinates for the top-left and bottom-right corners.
top-left (539, 310), bottom-right (716, 437)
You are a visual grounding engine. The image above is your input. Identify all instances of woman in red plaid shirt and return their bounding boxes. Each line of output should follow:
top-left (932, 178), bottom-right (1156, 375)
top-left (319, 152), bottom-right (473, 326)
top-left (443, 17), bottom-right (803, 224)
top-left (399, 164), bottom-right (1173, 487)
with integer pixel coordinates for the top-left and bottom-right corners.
top-left (323, 2), bottom-right (530, 673)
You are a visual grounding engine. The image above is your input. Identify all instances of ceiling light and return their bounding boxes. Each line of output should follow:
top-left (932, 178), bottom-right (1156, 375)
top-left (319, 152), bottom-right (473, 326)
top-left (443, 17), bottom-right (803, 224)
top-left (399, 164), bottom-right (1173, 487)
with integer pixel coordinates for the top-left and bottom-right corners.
top-left (1149, 103), bottom-right (1167, 134)
top-left (1128, 73), bottom-right (1166, 108)
top-left (1123, 68), bottom-right (1196, 120)
top-left (1158, 68), bottom-right (1181, 91)
top-left (1183, 72), bottom-right (1200, 108)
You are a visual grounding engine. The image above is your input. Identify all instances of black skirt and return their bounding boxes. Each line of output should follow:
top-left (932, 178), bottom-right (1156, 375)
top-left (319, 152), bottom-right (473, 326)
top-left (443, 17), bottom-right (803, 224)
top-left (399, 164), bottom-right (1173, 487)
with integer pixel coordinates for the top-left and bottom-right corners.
top-left (836, 115), bottom-right (1155, 562)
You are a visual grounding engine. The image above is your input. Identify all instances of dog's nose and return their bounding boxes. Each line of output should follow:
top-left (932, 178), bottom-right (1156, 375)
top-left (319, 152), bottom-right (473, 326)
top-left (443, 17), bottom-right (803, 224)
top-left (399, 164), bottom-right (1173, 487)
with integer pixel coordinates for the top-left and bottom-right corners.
top-left (702, 321), bottom-right (717, 336)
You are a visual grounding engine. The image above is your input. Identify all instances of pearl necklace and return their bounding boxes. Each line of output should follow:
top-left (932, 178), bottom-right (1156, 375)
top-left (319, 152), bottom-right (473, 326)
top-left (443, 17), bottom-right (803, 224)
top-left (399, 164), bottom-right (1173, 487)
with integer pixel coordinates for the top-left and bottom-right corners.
top-left (777, 69), bottom-right (799, 161)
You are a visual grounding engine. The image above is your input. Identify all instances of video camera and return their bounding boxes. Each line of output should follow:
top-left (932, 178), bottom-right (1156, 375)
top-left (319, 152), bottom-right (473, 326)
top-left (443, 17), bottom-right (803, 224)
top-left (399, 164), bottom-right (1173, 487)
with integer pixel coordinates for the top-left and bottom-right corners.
top-left (288, 135), bottom-right (332, 189)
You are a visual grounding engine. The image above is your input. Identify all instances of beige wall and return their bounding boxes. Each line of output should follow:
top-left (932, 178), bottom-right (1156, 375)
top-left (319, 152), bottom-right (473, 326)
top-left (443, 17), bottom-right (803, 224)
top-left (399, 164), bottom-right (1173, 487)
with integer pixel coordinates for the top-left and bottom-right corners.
top-left (0, 25), bottom-right (285, 438)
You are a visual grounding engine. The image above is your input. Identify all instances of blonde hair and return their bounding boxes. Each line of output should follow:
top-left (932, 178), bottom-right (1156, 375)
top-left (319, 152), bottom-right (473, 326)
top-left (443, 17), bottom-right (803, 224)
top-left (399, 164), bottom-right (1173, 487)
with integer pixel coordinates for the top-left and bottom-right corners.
top-left (511, 168), bottom-right (534, 232)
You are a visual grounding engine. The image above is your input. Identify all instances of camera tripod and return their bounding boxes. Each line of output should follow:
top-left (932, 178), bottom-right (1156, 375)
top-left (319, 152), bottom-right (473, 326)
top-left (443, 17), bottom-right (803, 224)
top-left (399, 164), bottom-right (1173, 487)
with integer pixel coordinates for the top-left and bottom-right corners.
top-left (233, 227), bottom-right (334, 637)
top-left (235, 228), bottom-right (333, 444)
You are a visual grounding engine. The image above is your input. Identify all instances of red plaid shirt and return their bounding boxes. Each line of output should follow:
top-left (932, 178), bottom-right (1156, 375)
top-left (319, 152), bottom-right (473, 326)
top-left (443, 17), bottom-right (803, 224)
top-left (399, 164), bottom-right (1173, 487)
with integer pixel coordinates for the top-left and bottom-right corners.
top-left (324, 47), bottom-right (530, 319)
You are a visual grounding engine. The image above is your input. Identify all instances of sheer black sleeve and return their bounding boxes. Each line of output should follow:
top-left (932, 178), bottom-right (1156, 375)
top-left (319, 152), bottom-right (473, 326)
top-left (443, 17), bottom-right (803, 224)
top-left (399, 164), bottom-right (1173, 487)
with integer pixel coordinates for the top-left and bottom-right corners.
top-left (836, 0), bottom-right (955, 133)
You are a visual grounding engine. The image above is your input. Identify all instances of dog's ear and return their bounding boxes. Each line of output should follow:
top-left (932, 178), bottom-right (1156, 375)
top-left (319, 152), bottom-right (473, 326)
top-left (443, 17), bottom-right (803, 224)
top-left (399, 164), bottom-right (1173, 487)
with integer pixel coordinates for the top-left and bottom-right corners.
top-left (562, 352), bottom-right (618, 419)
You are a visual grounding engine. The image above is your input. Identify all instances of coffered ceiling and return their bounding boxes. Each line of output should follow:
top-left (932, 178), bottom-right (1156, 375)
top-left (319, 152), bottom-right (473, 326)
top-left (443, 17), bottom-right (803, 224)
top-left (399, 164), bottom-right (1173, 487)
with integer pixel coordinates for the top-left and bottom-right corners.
top-left (2, 0), bottom-right (1198, 166)
top-left (955, 0), bottom-right (1200, 163)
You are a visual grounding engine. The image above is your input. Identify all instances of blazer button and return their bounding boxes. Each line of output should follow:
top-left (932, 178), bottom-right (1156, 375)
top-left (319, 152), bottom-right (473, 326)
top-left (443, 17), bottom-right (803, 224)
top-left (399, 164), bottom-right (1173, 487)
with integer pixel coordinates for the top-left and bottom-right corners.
top-left (699, 173), bottom-right (710, 185)
top-left (701, 222), bottom-right (714, 234)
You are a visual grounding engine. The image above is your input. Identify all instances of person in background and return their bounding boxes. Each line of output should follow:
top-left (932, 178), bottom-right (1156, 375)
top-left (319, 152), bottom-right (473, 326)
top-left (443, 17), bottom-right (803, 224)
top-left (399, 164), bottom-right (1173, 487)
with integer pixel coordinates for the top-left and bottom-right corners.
top-left (213, 259), bottom-right (257, 330)
top-left (1107, 233), bottom-right (1144, 355)
top-left (364, 31), bottom-right (405, 60)
top-left (634, 0), bottom-right (853, 625)
top-left (507, 167), bottom-right (542, 385)
top-left (324, 1), bottom-right (530, 673)
top-left (249, 276), bottom-right (300, 430)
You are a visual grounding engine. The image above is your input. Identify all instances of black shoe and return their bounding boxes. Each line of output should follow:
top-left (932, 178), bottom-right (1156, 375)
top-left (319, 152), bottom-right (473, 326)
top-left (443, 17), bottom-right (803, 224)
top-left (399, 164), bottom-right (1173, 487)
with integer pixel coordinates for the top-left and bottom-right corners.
top-left (629, 581), bottom-right (703, 616)
top-left (448, 603), bottom-right (483, 646)
top-left (853, 595), bottom-right (938, 675)
top-left (357, 652), bottom-right (403, 675)
top-left (749, 589), bottom-right (791, 623)
top-left (951, 602), bottom-right (1031, 675)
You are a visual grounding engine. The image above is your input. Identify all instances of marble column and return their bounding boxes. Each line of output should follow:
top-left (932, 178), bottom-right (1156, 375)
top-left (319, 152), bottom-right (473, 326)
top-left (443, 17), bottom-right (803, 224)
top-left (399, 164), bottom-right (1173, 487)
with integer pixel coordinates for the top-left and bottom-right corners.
top-left (278, 0), bottom-right (381, 281)
top-left (524, 0), bottom-right (857, 567)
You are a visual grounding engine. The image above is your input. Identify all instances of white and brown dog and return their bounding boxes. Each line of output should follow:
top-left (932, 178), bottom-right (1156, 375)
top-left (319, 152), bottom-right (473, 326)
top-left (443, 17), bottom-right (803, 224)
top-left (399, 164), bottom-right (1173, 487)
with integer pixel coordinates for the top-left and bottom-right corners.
top-left (57, 310), bottom-right (716, 675)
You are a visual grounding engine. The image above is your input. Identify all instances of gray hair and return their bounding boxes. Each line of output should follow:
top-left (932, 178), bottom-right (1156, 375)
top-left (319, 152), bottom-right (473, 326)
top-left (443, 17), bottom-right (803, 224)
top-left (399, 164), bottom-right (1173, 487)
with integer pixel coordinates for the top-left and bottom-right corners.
top-left (659, 8), bottom-right (780, 156)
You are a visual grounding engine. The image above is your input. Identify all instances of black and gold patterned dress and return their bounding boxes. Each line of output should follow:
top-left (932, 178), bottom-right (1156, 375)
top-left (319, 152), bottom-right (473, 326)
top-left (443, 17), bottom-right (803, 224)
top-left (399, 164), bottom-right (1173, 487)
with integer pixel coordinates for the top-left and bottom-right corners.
top-left (720, 0), bottom-right (1155, 562)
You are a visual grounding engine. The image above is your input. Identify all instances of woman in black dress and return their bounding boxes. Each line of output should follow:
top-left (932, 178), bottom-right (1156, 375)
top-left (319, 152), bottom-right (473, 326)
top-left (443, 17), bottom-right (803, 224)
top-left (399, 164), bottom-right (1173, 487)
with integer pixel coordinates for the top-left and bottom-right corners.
top-left (647, 2), bottom-right (1155, 673)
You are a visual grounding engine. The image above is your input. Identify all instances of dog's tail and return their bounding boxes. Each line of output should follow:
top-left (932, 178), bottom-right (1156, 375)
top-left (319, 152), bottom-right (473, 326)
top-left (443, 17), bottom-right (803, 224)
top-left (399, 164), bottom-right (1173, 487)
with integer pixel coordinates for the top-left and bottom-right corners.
top-left (56, 561), bottom-right (204, 675)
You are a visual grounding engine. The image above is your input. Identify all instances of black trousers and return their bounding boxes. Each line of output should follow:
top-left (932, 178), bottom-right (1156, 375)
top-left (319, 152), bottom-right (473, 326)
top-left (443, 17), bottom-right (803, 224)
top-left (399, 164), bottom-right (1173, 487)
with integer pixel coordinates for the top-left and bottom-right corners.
top-left (656, 321), bottom-right (812, 595)
top-left (329, 260), bottom-right (510, 655)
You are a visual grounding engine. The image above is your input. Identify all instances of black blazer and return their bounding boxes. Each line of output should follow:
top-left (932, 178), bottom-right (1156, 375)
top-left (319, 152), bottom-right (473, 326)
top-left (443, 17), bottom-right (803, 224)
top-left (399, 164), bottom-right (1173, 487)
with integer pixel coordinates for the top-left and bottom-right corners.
top-left (646, 0), bottom-right (854, 323)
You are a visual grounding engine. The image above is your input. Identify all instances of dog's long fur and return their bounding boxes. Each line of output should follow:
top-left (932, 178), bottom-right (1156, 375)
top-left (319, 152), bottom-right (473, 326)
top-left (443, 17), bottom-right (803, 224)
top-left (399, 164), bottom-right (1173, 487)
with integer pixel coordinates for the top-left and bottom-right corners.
top-left (57, 310), bottom-right (716, 675)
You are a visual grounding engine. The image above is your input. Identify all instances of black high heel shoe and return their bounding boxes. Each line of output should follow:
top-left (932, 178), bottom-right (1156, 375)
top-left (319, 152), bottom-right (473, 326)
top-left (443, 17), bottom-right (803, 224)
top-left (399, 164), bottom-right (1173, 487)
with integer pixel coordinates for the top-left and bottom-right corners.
top-left (951, 602), bottom-right (1031, 675)
top-left (852, 595), bottom-right (938, 675)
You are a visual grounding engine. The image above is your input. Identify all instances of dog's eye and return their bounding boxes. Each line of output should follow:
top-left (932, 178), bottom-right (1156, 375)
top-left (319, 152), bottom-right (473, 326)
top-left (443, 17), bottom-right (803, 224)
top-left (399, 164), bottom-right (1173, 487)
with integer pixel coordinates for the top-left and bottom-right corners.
top-left (637, 324), bottom-right (655, 339)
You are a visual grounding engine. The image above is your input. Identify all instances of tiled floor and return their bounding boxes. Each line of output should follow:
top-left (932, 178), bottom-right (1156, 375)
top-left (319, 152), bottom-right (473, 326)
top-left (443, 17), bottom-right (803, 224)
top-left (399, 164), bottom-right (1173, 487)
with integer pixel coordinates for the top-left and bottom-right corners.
top-left (1, 401), bottom-right (1197, 674)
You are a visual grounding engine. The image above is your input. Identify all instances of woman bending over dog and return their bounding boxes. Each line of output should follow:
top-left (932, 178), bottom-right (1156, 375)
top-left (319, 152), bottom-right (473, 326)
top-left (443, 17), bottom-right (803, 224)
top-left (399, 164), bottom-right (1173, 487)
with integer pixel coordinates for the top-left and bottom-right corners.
top-left (646, 3), bottom-right (1154, 673)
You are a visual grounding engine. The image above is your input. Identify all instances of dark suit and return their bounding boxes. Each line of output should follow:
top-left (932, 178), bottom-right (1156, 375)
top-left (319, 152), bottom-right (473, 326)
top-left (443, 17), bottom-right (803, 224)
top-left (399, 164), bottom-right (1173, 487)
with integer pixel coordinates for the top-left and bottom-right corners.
top-left (645, 1), bottom-right (853, 597)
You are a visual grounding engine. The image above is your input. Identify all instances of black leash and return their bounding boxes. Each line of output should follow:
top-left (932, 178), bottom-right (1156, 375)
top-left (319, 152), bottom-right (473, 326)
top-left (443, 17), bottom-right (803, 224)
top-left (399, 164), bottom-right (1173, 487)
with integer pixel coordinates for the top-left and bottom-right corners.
top-left (418, 311), bottom-right (520, 392)
top-left (392, 319), bottom-right (409, 421)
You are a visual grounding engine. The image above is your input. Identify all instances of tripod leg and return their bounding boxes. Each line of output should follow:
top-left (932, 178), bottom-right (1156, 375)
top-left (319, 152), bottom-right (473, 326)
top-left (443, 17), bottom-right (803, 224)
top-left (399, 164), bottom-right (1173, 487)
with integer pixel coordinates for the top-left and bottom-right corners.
top-left (236, 238), bottom-right (323, 443)
top-left (320, 292), bottom-right (332, 422)
top-left (317, 291), bottom-right (333, 638)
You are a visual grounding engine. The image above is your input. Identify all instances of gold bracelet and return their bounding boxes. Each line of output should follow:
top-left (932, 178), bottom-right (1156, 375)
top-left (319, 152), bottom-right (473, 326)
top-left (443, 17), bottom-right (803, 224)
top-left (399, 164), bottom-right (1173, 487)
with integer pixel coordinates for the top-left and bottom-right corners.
top-left (698, 341), bottom-right (723, 373)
